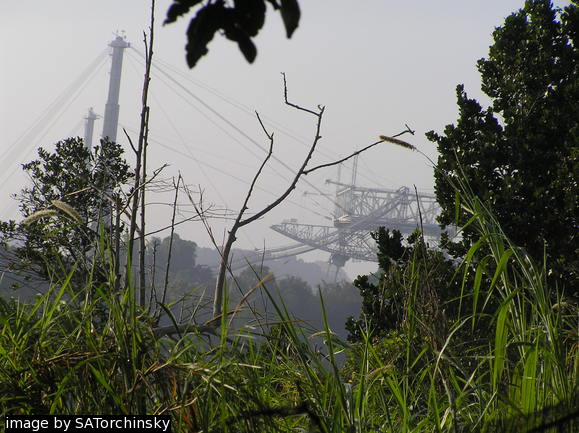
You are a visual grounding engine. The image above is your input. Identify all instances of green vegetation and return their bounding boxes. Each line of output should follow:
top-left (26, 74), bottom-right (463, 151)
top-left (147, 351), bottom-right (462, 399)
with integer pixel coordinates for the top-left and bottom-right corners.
top-left (427, 0), bottom-right (578, 285)
top-left (1, 0), bottom-right (576, 431)
top-left (1, 177), bottom-right (576, 431)
top-left (345, 228), bottom-right (461, 345)
top-left (0, 137), bottom-right (132, 285)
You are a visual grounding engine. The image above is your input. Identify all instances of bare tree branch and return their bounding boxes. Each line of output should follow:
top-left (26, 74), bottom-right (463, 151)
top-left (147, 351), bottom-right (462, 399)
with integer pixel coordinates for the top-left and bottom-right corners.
top-left (160, 174), bottom-right (181, 310)
top-left (304, 124), bottom-right (415, 174)
top-left (137, 215), bottom-right (199, 239)
top-left (120, 164), bottom-right (168, 213)
top-left (139, 14), bottom-right (155, 307)
top-left (238, 100), bottom-right (324, 228)
top-left (208, 74), bottom-right (417, 325)
top-left (123, 128), bottom-right (139, 155)
top-left (303, 139), bottom-right (382, 175)
top-left (212, 111), bottom-right (275, 316)
top-left (282, 72), bottom-right (319, 116)
top-left (211, 76), bottom-right (327, 318)
top-left (126, 2), bottom-right (155, 295)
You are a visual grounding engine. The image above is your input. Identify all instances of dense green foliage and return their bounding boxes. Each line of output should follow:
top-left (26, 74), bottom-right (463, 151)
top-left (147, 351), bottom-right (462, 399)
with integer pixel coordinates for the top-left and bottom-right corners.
top-left (1, 184), bottom-right (576, 431)
top-left (0, 137), bottom-right (132, 285)
top-left (427, 0), bottom-right (578, 284)
top-left (145, 234), bottom-right (214, 298)
top-left (1, 1), bottom-right (576, 430)
top-left (345, 228), bottom-right (460, 345)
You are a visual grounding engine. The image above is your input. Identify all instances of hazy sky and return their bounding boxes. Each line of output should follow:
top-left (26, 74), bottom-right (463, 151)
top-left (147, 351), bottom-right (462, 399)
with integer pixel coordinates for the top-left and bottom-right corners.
top-left (0, 1), bottom-right (571, 277)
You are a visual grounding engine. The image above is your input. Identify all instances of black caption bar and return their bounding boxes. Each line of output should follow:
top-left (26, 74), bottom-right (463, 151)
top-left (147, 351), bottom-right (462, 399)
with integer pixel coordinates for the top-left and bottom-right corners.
top-left (4, 416), bottom-right (171, 433)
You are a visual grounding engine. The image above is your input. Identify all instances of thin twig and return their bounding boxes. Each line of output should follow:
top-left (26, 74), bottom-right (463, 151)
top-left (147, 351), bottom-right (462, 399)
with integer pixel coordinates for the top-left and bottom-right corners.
top-left (123, 128), bottom-right (138, 155)
top-left (241, 112), bottom-right (275, 218)
top-left (161, 174), bottom-right (181, 309)
top-left (87, 185), bottom-right (142, 235)
top-left (126, 2), bottom-right (155, 293)
top-left (238, 102), bottom-right (324, 227)
top-left (120, 164), bottom-right (168, 212)
top-left (140, 107), bottom-right (150, 305)
top-left (136, 214), bottom-right (201, 239)
top-left (401, 123), bottom-right (415, 136)
top-left (212, 113), bottom-right (275, 316)
top-left (305, 125), bottom-right (415, 174)
top-left (148, 238), bottom-right (159, 313)
top-left (139, 10), bottom-right (155, 306)
top-left (282, 72), bottom-right (319, 116)
top-left (304, 139), bottom-right (382, 175)
top-left (209, 74), bottom-right (417, 324)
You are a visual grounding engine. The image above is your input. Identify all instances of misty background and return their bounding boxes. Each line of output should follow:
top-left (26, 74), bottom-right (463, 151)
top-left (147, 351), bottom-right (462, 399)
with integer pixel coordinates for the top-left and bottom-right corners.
top-left (0, 0), bottom-right (570, 281)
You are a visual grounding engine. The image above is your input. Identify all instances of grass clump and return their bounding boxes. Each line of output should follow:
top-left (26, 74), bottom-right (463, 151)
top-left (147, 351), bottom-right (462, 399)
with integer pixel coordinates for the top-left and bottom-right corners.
top-left (1, 180), bottom-right (577, 432)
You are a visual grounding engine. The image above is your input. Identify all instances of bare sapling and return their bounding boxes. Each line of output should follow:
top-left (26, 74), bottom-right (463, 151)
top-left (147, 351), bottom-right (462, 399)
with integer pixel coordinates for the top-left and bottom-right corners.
top-left (125, 0), bottom-right (155, 306)
top-left (211, 73), bottom-right (416, 320)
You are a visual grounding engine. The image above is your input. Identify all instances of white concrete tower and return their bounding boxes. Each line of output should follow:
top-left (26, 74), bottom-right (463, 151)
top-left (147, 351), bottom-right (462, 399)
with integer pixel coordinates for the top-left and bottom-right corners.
top-left (83, 107), bottom-right (98, 152)
top-left (102, 36), bottom-right (129, 143)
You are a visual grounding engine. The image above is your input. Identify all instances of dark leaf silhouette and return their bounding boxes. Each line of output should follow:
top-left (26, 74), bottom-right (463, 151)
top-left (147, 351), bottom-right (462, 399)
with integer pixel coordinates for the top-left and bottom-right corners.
top-left (265, 0), bottom-right (280, 10)
top-left (185, 1), bottom-right (227, 68)
top-left (220, 3), bottom-right (260, 64)
top-left (164, 0), bottom-right (203, 25)
top-left (233, 0), bottom-right (266, 37)
top-left (280, 0), bottom-right (301, 38)
top-left (165, 0), bottom-right (300, 68)
top-left (224, 24), bottom-right (258, 63)
top-left (237, 36), bottom-right (257, 63)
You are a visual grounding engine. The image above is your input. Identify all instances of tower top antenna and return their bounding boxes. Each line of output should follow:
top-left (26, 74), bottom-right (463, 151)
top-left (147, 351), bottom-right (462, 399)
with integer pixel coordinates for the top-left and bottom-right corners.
top-left (109, 33), bottom-right (130, 49)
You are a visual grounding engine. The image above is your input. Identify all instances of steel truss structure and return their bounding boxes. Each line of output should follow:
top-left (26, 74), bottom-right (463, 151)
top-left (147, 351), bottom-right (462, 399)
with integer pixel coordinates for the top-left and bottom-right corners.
top-left (271, 182), bottom-right (442, 266)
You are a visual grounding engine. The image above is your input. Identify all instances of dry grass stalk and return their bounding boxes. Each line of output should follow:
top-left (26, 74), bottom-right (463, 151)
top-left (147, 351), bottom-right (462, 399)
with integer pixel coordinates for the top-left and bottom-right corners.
top-left (21, 209), bottom-right (59, 225)
top-left (51, 200), bottom-right (83, 223)
top-left (379, 135), bottom-right (416, 150)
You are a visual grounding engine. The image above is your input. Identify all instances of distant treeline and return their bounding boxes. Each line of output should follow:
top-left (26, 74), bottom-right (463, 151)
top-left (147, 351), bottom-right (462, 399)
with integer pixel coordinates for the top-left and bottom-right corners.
top-left (1, 233), bottom-right (363, 340)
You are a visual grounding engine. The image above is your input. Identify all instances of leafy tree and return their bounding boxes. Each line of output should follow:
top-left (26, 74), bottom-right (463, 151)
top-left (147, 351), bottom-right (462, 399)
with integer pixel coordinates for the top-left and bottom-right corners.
top-left (345, 228), bottom-right (460, 345)
top-left (0, 243), bottom-right (49, 299)
top-left (150, 233), bottom-right (197, 275)
top-left (275, 275), bottom-right (314, 307)
top-left (426, 0), bottom-right (578, 285)
top-left (164, 0), bottom-right (301, 67)
top-left (0, 137), bottom-right (133, 285)
top-left (146, 233), bottom-right (214, 294)
top-left (234, 265), bottom-right (274, 293)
